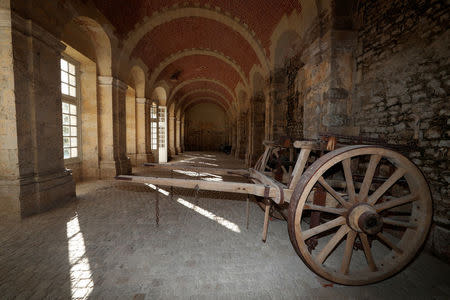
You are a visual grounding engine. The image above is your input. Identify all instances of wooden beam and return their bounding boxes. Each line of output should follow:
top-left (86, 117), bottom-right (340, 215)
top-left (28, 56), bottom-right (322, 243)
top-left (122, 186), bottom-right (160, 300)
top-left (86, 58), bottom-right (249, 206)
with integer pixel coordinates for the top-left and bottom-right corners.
top-left (288, 148), bottom-right (311, 189)
top-left (250, 169), bottom-right (286, 204)
top-left (116, 175), bottom-right (277, 198)
top-left (143, 163), bottom-right (249, 177)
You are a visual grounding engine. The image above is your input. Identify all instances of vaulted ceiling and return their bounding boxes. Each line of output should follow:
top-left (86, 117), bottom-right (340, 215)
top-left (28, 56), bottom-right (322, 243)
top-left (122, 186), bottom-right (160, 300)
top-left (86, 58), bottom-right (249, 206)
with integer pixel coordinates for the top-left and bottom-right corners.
top-left (92, 0), bottom-right (302, 111)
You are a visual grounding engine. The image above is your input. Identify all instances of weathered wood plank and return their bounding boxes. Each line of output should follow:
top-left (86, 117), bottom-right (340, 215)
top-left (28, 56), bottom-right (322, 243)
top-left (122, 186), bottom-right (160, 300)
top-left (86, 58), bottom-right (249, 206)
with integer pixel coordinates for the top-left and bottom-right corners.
top-left (143, 163), bottom-right (249, 177)
top-left (116, 175), bottom-right (277, 197)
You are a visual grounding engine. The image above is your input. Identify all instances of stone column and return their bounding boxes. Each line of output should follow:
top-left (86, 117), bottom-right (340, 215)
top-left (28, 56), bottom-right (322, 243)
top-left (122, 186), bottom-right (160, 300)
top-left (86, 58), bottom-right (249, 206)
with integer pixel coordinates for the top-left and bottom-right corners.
top-left (238, 112), bottom-right (248, 159)
top-left (264, 86), bottom-right (273, 141)
top-left (125, 88), bottom-right (136, 166)
top-left (230, 123), bottom-right (236, 156)
top-left (136, 97), bottom-right (148, 164)
top-left (168, 114), bottom-right (176, 157)
top-left (246, 108), bottom-right (253, 167)
top-left (176, 119), bottom-right (181, 153)
top-left (180, 114), bottom-right (185, 152)
top-left (0, 11), bottom-right (75, 219)
top-left (97, 76), bottom-right (131, 177)
top-left (234, 117), bottom-right (241, 159)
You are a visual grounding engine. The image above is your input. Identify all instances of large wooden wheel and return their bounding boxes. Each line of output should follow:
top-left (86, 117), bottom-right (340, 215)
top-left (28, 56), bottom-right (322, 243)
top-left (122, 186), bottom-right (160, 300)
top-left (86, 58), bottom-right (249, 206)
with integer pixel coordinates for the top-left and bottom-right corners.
top-left (288, 145), bottom-right (432, 285)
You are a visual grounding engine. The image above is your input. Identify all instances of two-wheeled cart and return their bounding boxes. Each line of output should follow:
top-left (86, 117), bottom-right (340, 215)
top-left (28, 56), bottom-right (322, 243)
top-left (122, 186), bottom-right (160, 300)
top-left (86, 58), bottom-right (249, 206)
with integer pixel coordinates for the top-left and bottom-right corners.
top-left (117, 136), bottom-right (432, 285)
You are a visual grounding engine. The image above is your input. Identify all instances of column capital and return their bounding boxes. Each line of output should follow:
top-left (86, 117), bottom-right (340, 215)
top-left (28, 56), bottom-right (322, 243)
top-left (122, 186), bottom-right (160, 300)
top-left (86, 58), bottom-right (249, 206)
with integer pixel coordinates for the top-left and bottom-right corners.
top-left (97, 76), bottom-right (128, 91)
top-left (136, 97), bottom-right (147, 104)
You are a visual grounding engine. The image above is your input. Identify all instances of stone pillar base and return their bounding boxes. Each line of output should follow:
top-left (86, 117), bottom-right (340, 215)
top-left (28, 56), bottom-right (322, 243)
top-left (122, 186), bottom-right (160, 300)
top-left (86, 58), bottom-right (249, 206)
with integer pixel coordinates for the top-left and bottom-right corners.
top-left (176, 147), bottom-right (182, 153)
top-left (168, 148), bottom-right (176, 158)
top-left (99, 160), bottom-right (117, 179)
top-left (99, 158), bottom-right (132, 178)
top-left (128, 154), bottom-right (137, 168)
top-left (136, 153), bottom-right (149, 166)
top-left (0, 170), bottom-right (75, 220)
top-left (117, 157), bottom-right (132, 175)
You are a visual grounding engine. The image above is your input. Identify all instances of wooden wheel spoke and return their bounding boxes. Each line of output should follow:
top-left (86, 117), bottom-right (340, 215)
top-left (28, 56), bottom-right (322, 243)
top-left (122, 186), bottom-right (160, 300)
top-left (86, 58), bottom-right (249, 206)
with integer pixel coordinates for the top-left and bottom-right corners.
top-left (360, 233), bottom-right (377, 271)
top-left (302, 216), bottom-right (346, 240)
top-left (383, 218), bottom-right (417, 229)
top-left (342, 158), bottom-right (356, 203)
top-left (340, 231), bottom-right (357, 274)
top-left (368, 168), bottom-right (406, 205)
top-left (288, 146), bottom-right (433, 285)
top-left (316, 225), bottom-right (350, 264)
top-left (377, 232), bottom-right (403, 254)
top-left (318, 177), bottom-right (351, 208)
top-left (375, 193), bottom-right (418, 212)
top-left (359, 154), bottom-right (381, 201)
top-left (303, 204), bottom-right (345, 215)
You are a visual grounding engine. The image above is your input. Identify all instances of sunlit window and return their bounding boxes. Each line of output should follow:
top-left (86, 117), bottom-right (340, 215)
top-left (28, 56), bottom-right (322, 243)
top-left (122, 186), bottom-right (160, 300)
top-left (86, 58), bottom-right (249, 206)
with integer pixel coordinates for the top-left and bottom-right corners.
top-left (61, 57), bottom-right (80, 160)
top-left (61, 58), bottom-right (77, 97)
top-left (151, 103), bottom-right (158, 150)
top-left (158, 107), bottom-right (166, 148)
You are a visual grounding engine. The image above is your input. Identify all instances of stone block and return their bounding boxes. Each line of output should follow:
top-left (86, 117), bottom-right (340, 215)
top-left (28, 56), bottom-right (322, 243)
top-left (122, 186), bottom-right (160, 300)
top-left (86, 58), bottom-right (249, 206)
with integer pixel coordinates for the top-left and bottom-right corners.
top-left (430, 225), bottom-right (450, 263)
top-left (425, 126), bottom-right (442, 139)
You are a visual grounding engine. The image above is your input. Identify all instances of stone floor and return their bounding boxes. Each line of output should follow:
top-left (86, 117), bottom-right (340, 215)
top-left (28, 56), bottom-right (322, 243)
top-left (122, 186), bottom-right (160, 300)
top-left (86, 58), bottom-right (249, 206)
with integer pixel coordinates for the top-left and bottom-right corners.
top-left (0, 152), bottom-right (449, 299)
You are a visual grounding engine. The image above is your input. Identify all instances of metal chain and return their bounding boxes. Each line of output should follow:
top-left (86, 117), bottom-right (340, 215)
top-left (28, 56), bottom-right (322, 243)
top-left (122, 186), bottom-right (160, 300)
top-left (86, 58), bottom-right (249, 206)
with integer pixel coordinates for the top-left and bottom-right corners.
top-left (155, 187), bottom-right (160, 227)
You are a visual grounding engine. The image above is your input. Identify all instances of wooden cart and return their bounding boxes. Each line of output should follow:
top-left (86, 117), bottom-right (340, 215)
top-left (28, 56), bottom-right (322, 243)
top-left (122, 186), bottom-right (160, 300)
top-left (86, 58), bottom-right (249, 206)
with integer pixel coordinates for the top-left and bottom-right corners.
top-left (116, 137), bottom-right (432, 286)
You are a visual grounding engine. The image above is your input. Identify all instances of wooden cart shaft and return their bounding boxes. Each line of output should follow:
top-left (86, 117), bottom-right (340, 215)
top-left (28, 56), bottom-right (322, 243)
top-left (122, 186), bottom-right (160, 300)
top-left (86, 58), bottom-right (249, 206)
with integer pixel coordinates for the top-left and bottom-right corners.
top-left (116, 174), bottom-right (294, 203)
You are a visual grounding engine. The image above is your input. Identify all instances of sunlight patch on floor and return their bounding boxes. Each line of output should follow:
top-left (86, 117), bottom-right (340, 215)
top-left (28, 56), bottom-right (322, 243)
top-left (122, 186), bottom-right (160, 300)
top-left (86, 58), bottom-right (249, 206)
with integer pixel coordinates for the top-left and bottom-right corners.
top-left (176, 197), bottom-right (241, 233)
top-left (185, 154), bottom-right (217, 161)
top-left (67, 214), bottom-right (94, 299)
top-left (197, 161), bottom-right (219, 166)
top-left (173, 170), bottom-right (223, 181)
top-left (145, 181), bottom-right (237, 232)
top-left (145, 183), bottom-right (170, 196)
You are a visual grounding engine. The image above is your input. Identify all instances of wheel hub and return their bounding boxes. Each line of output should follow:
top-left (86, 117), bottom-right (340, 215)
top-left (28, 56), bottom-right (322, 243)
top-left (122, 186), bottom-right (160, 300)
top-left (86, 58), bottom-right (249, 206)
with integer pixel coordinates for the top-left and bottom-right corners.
top-left (347, 203), bottom-right (383, 235)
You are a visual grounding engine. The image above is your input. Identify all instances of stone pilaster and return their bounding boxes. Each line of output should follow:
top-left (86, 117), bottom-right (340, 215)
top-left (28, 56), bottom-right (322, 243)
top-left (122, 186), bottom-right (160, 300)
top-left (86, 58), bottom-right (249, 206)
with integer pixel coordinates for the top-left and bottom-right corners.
top-left (136, 97), bottom-right (150, 164)
top-left (180, 115), bottom-right (185, 152)
top-left (168, 114), bottom-right (176, 156)
top-left (175, 119), bottom-right (181, 153)
top-left (97, 76), bottom-right (131, 177)
top-left (0, 11), bottom-right (75, 219)
top-left (264, 85), bottom-right (273, 141)
top-left (234, 117), bottom-right (241, 159)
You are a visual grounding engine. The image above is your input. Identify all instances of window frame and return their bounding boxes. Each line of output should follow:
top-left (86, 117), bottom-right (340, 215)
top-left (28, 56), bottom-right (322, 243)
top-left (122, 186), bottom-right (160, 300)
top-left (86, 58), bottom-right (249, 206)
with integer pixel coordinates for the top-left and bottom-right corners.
top-left (61, 55), bottom-right (82, 164)
top-left (150, 102), bottom-right (158, 150)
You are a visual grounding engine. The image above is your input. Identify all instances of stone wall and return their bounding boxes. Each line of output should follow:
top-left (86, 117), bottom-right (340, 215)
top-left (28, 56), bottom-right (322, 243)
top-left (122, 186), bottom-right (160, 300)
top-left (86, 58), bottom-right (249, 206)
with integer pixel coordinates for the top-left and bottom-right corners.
top-left (184, 103), bottom-right (229, 151)
top-left (354, 0), bottom-right (449, 259)
top-left (250, 92), bottom-right (265, 162)
top-left (272, 56), bottom-right (304, 142)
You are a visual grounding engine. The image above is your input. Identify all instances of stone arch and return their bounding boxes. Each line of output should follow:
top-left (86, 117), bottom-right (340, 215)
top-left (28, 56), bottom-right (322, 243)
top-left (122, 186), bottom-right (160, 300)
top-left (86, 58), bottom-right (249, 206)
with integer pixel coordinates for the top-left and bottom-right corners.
top-left (151, 86), bottom-right (167, 106)
top-left (168, 77), bottom-right (237, 104)
top-left (122, 7), bottom-right (269, 73)
top-left (127, 65), bottom-right (146, 98)
top-left (149, 48), bottom-right (248, 90)
top-left (175, 89), bottom-right (230, 110)
top-left (181, 98), bottom-right (230, 116)
top-left (68, 16), bottom-right (112, 76)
